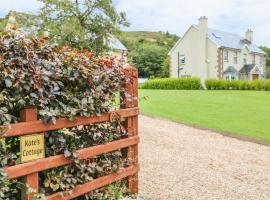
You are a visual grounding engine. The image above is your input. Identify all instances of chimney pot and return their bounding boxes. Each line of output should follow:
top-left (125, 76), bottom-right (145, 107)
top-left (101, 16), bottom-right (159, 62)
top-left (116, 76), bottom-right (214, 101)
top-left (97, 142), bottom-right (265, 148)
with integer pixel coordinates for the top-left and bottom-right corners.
top-left (245, 29), bottom-right (253, 43)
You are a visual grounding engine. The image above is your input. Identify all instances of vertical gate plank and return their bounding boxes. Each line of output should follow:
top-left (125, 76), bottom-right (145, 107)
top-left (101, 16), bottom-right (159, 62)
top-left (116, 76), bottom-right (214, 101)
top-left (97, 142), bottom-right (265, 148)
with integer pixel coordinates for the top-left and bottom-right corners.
top-left (20, 107), bottom-right (39, 200)
top-left (121, 65), bottom-right (139, 194)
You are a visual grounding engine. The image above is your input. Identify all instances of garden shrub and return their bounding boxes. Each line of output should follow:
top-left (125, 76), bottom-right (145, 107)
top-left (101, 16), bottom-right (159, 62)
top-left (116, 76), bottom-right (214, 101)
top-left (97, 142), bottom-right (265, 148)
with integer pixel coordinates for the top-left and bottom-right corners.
top-left (140, 77), bottom-right (201, 90)
top-left (205, 79), bottom-right (270, 91)
top-left (0, 29), bottom-right (131, 199)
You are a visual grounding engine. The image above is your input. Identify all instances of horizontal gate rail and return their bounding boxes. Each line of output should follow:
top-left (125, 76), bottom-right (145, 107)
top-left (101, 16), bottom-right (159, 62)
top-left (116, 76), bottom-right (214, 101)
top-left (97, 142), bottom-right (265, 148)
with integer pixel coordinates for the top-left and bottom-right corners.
top-left (46, 165), bottom-right (139, 200)
top-left (7, 136), bottom-right (139, 179)
top-left (2, 66), bottom-right (139, 199)
top-left (0, 107), bottom-right (139, 138)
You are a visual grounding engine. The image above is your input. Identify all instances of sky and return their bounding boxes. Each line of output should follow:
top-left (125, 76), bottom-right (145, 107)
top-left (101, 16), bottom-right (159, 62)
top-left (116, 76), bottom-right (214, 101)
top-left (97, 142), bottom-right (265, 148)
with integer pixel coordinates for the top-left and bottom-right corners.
top-left (0, 0), bottom-right (270, 46)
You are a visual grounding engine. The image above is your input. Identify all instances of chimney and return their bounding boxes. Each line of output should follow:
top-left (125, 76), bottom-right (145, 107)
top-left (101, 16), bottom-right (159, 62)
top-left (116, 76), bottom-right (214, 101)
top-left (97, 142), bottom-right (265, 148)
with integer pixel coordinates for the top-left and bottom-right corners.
top-left (198, 16), bottom-right (208, 34)
top-left (245, 29), bottom-right (253, 43)
top-left (198, 16), bottom-right (209, 84)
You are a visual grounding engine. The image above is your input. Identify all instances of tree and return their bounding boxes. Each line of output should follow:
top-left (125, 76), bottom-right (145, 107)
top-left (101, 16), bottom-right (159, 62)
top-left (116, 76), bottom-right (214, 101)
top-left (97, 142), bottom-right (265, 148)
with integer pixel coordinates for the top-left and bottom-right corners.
top-left (118, 31), bottom-right (178, 78)
top-left (260, 46), bottom-right (270, 78)
top-left (161, 57), bottom-right (170, 77)
top-left (130, 43), bottom-right (168, 78)
top-left (38, 0), bottom-right (129, 54)
top-left (0, 11), bottom-right (38, 32)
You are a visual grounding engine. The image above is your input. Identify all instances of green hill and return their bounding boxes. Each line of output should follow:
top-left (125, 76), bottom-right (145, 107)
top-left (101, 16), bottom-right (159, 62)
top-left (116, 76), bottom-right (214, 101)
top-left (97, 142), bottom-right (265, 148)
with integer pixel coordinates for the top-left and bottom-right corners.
top-left (118, 31), bottom-right (179, 51)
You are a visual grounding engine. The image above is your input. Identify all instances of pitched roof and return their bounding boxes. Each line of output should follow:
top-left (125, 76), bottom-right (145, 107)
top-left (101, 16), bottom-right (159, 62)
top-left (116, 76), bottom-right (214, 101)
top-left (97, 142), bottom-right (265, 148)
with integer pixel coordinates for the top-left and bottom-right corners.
top-left (169, 25), bottom-right (266, 56)
top-left (108, 36), bottom-right (128, 51)
top-left (223, 66), bottom-right (238, 74)
top-left (207, 28), bottom-right (265, 54)
top-left (239, 64), bottom-right (256, 73)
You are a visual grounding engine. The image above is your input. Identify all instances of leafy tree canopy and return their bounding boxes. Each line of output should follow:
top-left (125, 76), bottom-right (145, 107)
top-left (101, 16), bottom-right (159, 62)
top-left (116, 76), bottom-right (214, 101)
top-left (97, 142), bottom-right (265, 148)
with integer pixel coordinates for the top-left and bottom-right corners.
top-left (260, 46), bottom-right (270, 78)
top-left (0, 1), bottom-right (129, 54)
top-left (119, 31), bottom-right (179, 78)
top-left (129, 43), bottom-right (168, 78)
top-left (37, 0), bottom-right (129, 54)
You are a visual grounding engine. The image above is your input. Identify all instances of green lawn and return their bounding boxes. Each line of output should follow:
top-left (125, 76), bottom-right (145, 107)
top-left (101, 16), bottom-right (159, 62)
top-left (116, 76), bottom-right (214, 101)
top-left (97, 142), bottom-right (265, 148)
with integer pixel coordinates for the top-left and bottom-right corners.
top-left (139, 90), bottom-right (270, 142)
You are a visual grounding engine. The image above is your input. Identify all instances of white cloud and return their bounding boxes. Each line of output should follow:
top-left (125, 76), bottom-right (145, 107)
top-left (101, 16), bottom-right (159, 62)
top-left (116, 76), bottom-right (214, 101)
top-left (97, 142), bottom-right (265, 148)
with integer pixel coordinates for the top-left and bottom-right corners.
top-left (115, 0), bottom-right (270, 46)
top-left (0, 0), bottom-right (269, 46)
top-left (0, 0), bottom-right (42, 16)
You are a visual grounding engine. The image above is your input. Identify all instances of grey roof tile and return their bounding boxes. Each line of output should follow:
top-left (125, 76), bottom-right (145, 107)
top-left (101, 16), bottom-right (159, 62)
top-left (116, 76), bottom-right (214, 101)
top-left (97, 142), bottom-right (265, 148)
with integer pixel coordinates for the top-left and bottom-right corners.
top-left (193, 25), bottom-right (265, 54)
top-left (208, 28), bottom-right (265, 54)
top-left (223, 66), bottom-right (238, 74)
top-left (239, 64), bottom-right (256, 73)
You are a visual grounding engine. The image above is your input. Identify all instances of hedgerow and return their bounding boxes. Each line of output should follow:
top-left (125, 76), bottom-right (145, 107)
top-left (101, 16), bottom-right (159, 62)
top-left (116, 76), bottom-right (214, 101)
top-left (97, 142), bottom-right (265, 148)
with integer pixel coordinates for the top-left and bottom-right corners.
top-left (205, 79), bottom-right (270, 91)
top-left (0, 29), bottom-right (131, 199)
top-left (140, 77), bottom-right (201, 90)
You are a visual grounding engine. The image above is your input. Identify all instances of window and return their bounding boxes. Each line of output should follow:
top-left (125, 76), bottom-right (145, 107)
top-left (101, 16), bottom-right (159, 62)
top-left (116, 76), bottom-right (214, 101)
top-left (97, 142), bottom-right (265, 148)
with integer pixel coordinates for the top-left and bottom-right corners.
top-left (252, 54), bottom-right (256, 64)
top-left (233, 51), bottom-right (238, 64)
top-left (243, 53), bottom-right (247, 64)
top-left (226, 75), bottom-right (230, 80)
top-left (224, 50), bottom-right (228, 61)
top-left (180, 55), bottom-right (185, 64)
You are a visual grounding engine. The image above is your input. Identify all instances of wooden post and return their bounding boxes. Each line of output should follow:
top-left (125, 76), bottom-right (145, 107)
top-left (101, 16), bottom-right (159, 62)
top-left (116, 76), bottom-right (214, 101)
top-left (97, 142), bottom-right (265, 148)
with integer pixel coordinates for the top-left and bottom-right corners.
top-left (20, 107), bottom-right (39, 200)
top-left (121, 65), bottom-right (139, 194)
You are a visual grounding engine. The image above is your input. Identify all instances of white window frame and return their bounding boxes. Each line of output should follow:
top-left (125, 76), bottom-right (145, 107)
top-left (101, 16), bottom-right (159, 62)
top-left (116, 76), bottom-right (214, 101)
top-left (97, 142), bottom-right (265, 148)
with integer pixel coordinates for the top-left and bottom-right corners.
top-left (243, 53), bottom-right (247, 64)
top-left (224, 50), bottom-right (229, 62)
top-left (233, 51), bottom-right (238, 64)
top-left (252, 54), bottom-right (256, 64)
top-left (180, 55), bottom-right (186, 64)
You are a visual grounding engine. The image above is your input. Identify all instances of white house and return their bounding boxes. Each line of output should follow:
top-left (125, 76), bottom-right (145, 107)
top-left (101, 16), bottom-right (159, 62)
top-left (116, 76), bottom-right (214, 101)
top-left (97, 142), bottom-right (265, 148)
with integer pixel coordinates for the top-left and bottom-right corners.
top-left (168, 17), bottom-right (266, 83)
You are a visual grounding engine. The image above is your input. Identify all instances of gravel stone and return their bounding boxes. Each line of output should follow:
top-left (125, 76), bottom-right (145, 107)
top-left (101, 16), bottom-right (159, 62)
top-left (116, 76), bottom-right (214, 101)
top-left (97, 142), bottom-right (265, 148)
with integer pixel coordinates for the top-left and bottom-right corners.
top-left (138, 115), bottom-right (270, 200)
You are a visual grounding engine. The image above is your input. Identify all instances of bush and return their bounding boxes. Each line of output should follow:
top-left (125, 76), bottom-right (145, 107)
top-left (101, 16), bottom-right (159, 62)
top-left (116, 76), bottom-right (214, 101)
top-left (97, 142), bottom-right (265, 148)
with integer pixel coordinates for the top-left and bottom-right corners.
top-left (205, 79), bottom-right (270, 91)
top-left (0, 30), bottom-right (130, 199)
top-left (140, 77), bottom-right (201, 90)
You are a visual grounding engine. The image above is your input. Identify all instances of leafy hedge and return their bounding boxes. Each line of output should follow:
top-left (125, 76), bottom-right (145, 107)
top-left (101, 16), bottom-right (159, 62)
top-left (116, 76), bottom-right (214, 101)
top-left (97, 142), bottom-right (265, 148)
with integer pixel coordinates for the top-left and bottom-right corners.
top-left (205, 79), bottom-right (270, 91)
top-left (139, 78), bottom-right (201, 90)
top-left (0, 30), bottom-right (131, 199)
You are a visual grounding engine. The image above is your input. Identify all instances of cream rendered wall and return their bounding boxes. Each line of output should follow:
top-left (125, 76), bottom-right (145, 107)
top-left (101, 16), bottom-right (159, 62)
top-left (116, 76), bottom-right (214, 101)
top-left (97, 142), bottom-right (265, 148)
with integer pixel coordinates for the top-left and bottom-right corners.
top-left (222, 49), bottom-right (241, 72)
top-left (222, 47), bottom-right (265, 72)
top-left (207, 38), bottom-right (219, 79)
top-left (169, 26), bottom-right (219, 82)
top-left (197, 17), bottom-right (208, 83)
top-left (169, 26), bottom-right (199, 78)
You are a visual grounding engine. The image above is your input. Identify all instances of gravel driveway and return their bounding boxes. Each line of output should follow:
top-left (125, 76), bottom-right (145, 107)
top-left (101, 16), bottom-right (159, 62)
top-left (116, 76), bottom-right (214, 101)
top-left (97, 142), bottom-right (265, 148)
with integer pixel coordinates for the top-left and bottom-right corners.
top-left (138, 115), bottom-right (270, 200)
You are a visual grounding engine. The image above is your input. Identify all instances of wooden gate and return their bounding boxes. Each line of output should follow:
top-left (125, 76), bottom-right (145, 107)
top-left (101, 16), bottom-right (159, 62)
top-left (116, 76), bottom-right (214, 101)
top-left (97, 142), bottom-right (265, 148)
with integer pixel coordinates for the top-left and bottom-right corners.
top-left (1, 67), bottom-right (139, 200)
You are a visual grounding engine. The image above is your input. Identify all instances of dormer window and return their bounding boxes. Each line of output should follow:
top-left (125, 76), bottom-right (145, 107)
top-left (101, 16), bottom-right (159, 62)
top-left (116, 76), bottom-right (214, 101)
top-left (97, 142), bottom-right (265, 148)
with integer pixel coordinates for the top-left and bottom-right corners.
top-left (212, 33), bottom-right (221, 39)
top-left (241, 39), bottom-right (251, 44)
top-left (224, 50), bottom-right (229, 62)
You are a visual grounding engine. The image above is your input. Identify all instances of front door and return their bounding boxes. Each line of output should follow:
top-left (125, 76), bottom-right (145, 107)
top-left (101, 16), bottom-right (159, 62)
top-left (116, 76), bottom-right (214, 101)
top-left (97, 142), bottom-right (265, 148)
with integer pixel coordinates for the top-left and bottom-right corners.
top-left (252, 74), bottom-right (259, 80)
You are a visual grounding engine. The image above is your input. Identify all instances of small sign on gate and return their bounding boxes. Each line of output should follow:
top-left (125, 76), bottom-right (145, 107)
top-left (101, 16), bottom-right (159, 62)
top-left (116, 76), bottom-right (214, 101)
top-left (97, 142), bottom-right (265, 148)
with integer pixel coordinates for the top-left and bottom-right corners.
top-left (20, 134), bottom-right (45, 163)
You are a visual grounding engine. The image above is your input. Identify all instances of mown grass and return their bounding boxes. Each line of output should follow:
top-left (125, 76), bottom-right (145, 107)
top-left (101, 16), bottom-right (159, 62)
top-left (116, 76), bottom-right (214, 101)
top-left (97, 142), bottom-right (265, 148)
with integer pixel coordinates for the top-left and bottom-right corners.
top-left (139, 90), bottom-right (270, 142)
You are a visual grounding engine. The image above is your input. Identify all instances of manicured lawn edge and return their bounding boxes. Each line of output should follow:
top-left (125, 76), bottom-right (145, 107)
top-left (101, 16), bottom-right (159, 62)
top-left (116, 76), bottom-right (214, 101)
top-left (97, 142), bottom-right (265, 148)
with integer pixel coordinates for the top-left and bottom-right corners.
top-left (140, 113), bottom-right (270, 147)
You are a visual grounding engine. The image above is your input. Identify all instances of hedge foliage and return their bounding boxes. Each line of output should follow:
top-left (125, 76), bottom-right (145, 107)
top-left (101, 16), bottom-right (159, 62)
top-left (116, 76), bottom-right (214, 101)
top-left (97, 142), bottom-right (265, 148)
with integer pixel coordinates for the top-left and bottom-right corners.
top-left (0, 29), bottom-right (131, 199)
top-left (205, 79), bottom-right (270, 91)
top-left (139, 78), bottom-right (201, 90)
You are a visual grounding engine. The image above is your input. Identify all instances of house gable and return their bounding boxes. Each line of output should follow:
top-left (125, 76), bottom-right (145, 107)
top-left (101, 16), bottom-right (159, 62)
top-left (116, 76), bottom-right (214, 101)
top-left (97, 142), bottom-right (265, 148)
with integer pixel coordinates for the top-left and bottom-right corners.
top-left (168, 25), bottom-right (196, 56)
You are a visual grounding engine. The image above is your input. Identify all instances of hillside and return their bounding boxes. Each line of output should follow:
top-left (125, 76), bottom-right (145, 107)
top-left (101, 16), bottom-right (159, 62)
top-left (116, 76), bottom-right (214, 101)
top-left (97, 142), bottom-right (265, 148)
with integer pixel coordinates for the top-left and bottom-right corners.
top-left (118, 31), bottom-right (179, 48)
top-left (117, 31), bottom-right (179, 78)
top-left (118, 31), bottom-right (179, 51)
